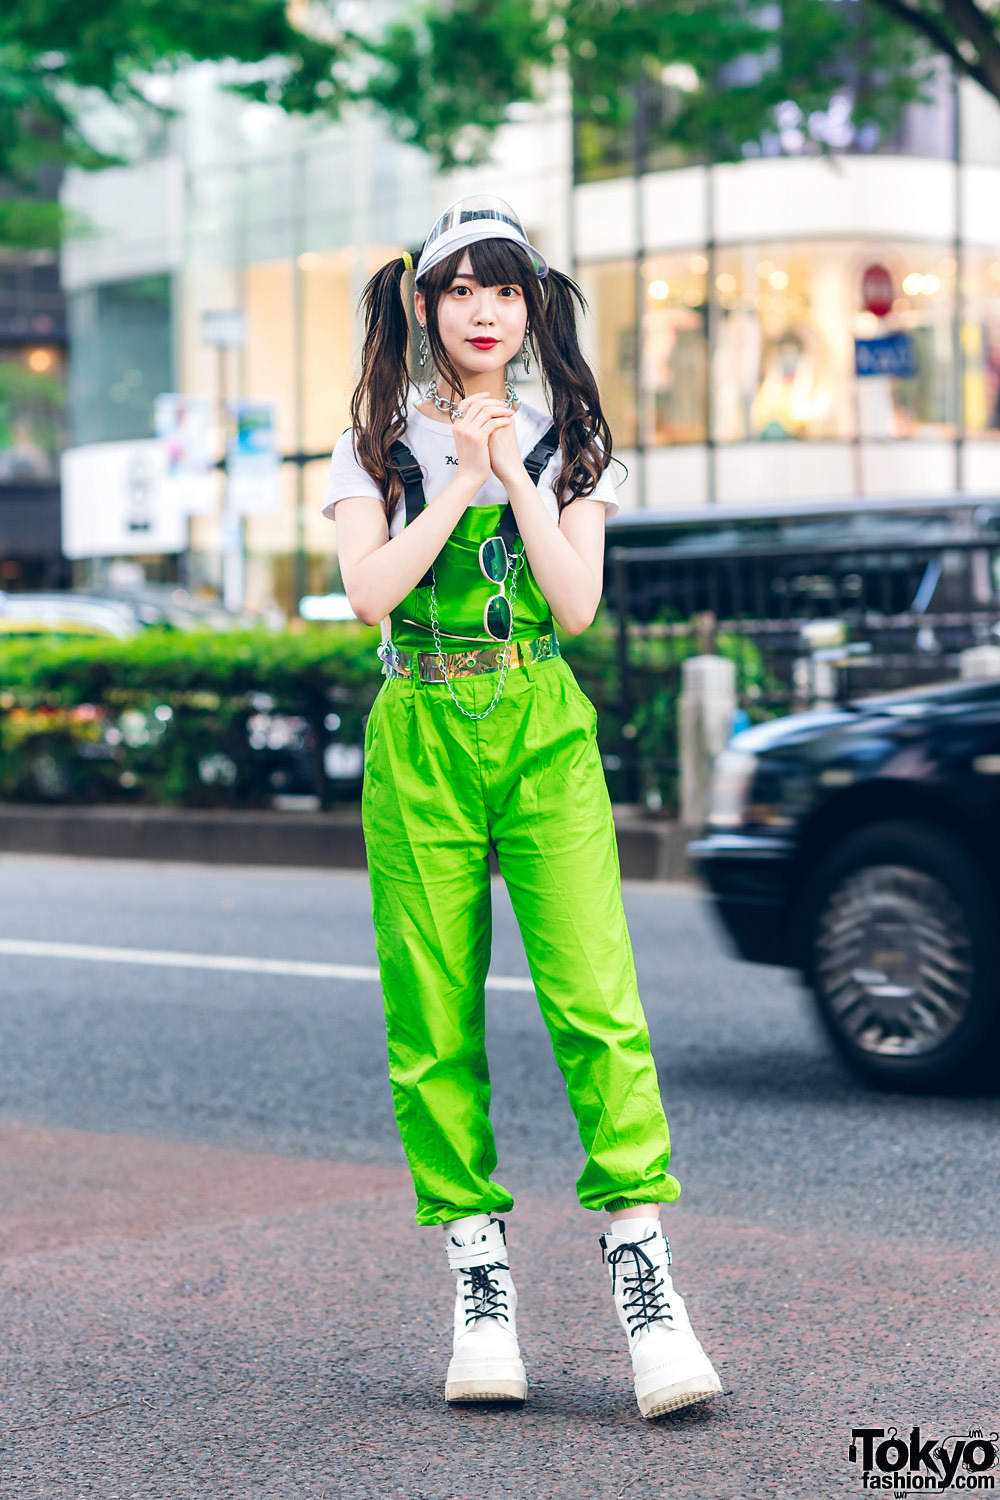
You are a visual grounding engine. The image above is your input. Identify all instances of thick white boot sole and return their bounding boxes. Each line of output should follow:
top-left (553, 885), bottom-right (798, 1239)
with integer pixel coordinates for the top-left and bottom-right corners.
top-left (445, 1357), bottom-right (527, 1404)
top-left (637, 1364), bottom-right (722, 1419)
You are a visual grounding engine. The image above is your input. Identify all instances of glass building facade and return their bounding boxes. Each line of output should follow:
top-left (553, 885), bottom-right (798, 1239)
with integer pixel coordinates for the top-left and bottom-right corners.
top-left (59, 51), bottom-right (1000, 605)
top-left (0, 247), bottom-right (67, 482)
top-left (0, 236), bottom-right (68, 589)
top-left (61, 72), bottom-right (436, 610)
top-left (59, 61), bottom-right (571, 613)
top-left (573, 70), bottom-right (1000, 509)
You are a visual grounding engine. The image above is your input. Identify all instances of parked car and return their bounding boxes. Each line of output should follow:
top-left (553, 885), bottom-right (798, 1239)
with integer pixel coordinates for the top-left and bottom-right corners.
top-left (689, 677), bottom-right (1000, 1093)
top-left (73, 582), bottom-right (258, 632)
top-left (0, 591), bottom-right (140, 639)
top-left (0, 586), bottom-right (255, 638)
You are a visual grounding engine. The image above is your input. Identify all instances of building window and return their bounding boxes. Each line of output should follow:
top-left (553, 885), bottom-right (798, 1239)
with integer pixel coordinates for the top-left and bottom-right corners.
top-left (640, 254), bottom-right (708, 444)
top-left (578, 259), bottom-right (638, 447)
top-left (962, 253), bottom-right (1000, 436)
top-left (0, 345), bottom-right (66, 480)
top-left (712, 241), bottom-right (957, 443)
top-left (581, 254), bottom-right (709, 448)
top-left (0, 251), bottom-right (66, 343)
top-left (67, 274), bottom-right (173, 446)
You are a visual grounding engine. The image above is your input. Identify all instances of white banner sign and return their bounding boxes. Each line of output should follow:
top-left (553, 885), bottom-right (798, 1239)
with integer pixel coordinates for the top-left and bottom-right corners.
top-left (227, 399), bottom-right (281, 516)
top-left (200, 308), bottom-right (245, 348)
top-left (154, 393), bottom-right (217, 516)
top-left (60, 439), bottom-right (188, 559)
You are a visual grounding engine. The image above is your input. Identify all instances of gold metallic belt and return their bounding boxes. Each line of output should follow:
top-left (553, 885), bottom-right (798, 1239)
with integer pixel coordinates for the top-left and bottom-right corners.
top-left (384, 631), bottom-right (560, 683)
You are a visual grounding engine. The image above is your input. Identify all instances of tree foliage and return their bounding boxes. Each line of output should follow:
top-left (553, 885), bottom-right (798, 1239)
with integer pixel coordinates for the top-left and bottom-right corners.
top-left (363, 1), bottom-right (553, 165)
top-left (866, 0), bottom-right (1000, 102)
top-left (366, 0), bottom-right (936, 168)
top-left (0, 0), bottom-right (354, 173)
top-left (0, 0), bottom-right (352, 243)
top-left (3, 0), bottom-right (1000, 249)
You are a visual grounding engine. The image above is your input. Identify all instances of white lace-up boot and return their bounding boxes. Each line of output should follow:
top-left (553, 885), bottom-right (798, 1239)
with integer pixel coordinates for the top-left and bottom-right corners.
top-left (443, 1217), bottom-right (527, 1404)
top-left (600, 1223), bottom-right (722, 1418)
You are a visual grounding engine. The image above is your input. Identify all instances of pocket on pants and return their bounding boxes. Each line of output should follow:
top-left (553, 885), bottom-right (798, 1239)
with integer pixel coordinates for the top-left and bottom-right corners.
top-left (559, 661), bottom-right (598, 733)
top-left (363, 691), bottom-right (381, 755)
top-left (362, 684), bottom-right (389, 826)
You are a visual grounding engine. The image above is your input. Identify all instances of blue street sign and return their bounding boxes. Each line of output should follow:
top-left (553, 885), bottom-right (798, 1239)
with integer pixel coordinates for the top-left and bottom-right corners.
top-left (854, 333), bottom-right (917, 379)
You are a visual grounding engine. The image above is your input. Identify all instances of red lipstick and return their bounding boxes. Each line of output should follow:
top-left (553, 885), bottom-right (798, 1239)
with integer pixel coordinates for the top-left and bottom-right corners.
top-left (469, 338), bottom-right (499, 349)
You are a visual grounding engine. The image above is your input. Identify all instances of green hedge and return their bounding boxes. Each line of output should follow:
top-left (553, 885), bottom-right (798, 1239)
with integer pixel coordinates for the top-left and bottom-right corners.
top-left (0, 607), bottom-right (768, 811)
top-left (0, 624), bottom-right (382, 808)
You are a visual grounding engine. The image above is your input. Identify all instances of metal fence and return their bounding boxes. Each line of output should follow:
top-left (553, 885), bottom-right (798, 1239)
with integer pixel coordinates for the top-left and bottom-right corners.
top-left (605, 524), bottom-right (1000, 808)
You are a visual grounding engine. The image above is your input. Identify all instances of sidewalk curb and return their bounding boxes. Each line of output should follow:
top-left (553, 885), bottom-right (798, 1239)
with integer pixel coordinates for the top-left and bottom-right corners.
top-left (0, 804), bottom-right (695, 882)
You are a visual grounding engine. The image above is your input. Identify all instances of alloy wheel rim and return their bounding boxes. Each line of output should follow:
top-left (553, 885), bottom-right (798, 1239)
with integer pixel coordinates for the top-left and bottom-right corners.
top-left (815, 863), bottom-right (973, 1058)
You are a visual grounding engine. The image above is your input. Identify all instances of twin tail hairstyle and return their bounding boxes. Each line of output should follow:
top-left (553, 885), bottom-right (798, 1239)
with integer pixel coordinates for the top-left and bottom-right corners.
top-left (349, 237), bottom-right (615, 525)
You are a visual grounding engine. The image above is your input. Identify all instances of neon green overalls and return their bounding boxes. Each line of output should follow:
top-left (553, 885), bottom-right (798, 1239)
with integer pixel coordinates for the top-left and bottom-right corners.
top-left (361, 441), bottom-right (679, 1228)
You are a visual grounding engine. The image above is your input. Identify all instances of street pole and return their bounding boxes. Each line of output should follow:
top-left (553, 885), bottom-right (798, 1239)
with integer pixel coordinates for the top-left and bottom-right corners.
top-left (705, 163), bottom-right (717, 505)
top-left (218, 345), bottom-right (245, 613)
top-left (953, 65), bottom-right (965, 495)
top-left (633, 77), bottom-right (647, 510)
top-left (201, 308), bottom-right (246, 613)
top-left (293, 148), bottom-right (307, 615)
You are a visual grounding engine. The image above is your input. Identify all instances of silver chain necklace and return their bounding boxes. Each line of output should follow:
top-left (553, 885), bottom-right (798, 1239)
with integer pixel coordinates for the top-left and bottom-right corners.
top-left (424, 379), bottom-right (518, 420)
top-left (427, 550), bottom-right (524, 720)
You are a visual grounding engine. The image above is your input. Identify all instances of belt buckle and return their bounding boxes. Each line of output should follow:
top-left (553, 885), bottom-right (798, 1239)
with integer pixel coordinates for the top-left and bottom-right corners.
top-left (417, 650), bottom-right (445, 684)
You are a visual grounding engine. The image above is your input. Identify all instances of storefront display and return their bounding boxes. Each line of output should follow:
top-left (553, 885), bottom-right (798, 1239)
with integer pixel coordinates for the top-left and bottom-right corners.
top-left (577, 259), bottom-right (638, 447)
top-left (962, 253), bottom-right (1000, 436)
top-left (639, 255), bottom-right (708, 445)
top-left (581, 239), bottom-right (967, 453)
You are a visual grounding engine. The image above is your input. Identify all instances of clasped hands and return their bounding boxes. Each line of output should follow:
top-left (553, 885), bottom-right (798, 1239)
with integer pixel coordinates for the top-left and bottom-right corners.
top-left (450, 391), bottom-right (526, 489)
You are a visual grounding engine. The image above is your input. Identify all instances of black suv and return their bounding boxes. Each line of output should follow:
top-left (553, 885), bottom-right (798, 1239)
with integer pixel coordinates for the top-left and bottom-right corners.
top-left (690, 678), bottom-right (1000, 1093)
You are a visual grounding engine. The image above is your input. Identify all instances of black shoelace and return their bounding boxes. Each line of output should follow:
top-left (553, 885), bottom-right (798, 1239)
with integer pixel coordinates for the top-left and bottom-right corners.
top-left (604, 1240), bottom-right (675, 1336)
top-left (461, 1262), bottom-right (510, 1327)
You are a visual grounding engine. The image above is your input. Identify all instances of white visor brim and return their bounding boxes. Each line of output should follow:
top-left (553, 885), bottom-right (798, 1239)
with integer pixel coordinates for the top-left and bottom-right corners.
top-left (414, 222), bottom-right (548, 283)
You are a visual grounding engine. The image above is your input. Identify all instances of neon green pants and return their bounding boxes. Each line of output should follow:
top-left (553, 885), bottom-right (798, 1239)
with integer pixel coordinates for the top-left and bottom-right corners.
top-left (362, 650), bottom-right (680, 1227)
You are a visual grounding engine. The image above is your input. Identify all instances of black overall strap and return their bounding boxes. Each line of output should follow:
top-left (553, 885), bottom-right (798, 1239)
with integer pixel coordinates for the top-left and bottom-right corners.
top-left (390, 423), bottom-right (558, 580)
top-left (497, 423), bottom-right (559, 555)
top-left (389, 439), bottom-right (433, 588)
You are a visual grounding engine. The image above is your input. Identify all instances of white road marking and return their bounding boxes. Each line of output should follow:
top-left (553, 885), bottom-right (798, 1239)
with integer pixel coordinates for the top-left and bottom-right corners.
top-left (0, 938), bottom-right (536, 991)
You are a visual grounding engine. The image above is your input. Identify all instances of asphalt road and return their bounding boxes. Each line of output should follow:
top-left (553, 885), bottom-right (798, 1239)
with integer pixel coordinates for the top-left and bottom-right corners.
top-left (0, 853), bottom-right (997, 1499)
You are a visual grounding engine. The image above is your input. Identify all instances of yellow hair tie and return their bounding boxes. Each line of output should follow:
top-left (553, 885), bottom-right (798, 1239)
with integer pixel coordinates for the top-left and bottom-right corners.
top-left (402, 250), bottom-right (414, 273)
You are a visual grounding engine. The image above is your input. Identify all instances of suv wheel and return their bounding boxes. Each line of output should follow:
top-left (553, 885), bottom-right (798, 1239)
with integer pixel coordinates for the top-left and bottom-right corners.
top-left (801, 820), bottom-right (999, 1093)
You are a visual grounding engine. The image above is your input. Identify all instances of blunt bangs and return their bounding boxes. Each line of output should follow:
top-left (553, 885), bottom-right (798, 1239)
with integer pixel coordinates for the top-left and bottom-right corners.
top-left (424, 237), bottom-right (539, 295)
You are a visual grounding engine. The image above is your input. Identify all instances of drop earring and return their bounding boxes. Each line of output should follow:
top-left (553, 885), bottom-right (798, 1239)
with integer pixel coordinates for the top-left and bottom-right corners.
top-left (418, 326), bottom-right (429, 370)
top-left (521, 330), bottom-right (531, 376)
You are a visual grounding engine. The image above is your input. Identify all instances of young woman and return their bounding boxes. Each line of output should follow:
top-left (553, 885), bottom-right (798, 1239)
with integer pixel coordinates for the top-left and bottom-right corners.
top-left (324, 195), bottom-right (721, 1419)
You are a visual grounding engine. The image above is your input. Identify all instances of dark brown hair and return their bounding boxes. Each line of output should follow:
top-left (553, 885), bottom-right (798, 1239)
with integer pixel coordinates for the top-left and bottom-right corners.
top-left (349, 237), bottom-right (614, 523)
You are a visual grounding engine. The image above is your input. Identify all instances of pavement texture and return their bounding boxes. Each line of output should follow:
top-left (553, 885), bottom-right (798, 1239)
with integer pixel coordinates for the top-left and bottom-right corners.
top-left (0, 854), bottom-right (997, 1499)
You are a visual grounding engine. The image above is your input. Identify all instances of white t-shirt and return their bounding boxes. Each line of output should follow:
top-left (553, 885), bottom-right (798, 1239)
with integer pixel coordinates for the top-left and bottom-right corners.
top-left (322, 398), bottom-right (619, 535)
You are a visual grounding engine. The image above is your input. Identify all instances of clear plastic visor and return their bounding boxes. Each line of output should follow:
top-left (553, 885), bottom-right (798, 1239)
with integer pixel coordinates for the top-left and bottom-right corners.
top-left (424, 195), bottom-right (528, 247)
top-left (415, 194), bottom-right (547, 281)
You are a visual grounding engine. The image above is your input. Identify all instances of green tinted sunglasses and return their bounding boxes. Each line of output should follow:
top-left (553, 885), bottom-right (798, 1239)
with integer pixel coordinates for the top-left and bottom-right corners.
top-left (479, 535), bottom-right (518, 641)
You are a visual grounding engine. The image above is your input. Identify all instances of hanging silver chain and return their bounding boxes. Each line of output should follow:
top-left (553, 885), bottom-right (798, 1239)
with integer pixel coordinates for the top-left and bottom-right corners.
top-left (427, 548), bottom-right (524, 720)
top-left (392, 380), bottom-right (524, 713)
